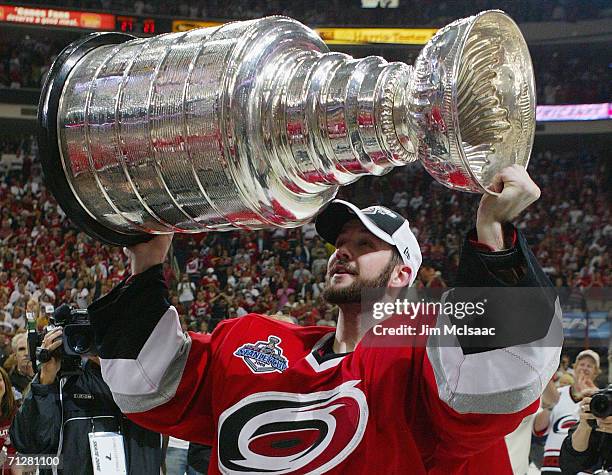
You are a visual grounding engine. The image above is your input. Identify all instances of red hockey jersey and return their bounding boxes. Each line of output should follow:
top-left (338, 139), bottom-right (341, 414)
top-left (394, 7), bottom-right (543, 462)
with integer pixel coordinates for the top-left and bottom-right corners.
top-left (145, 313), bottom-right (542, 474)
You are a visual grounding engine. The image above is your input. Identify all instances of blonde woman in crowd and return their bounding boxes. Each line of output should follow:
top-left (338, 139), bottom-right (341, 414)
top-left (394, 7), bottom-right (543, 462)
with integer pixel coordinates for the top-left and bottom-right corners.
top-left (7, 333), bottom-right (32, 400)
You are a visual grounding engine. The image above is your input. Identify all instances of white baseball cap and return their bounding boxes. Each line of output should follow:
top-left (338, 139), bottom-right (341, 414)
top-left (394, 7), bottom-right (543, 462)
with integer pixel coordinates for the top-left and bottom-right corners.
top-left (315, 199), bottom-right (422, 286)
top-left (576, 349), bottom-right (600, 369)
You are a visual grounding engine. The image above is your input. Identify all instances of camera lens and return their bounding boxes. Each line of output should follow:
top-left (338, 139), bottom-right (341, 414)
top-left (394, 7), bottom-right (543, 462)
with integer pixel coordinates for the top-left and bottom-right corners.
top-left (66, 332), bottom-right (92, 355)
top-left (590, 392), bottom-right (612, 419)
top-left (36, 347), bottom-right (52, 363)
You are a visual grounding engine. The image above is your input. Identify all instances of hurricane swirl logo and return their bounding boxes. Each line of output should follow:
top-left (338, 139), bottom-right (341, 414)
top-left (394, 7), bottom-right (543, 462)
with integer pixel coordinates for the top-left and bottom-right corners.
top-left (553, 414), bottom-right (579, 434)
top-left (217, 380), bottom-right (368, 474)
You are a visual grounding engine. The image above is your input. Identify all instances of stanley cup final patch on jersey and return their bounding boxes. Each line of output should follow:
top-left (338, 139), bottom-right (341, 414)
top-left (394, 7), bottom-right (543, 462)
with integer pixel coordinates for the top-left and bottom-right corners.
top-left (234, 336), bottom-right (289, 374)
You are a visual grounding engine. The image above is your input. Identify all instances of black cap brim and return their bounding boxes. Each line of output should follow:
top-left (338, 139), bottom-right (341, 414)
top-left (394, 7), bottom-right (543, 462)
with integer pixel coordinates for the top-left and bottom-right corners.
top-left (315, 199), bottom-right (396, 247)
top-left (314, 201), bottom-right (359, 245)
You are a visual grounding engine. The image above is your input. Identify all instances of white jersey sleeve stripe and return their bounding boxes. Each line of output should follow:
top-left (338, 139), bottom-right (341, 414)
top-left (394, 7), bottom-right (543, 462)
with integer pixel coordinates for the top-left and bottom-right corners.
top-left (426, 297), bottom-right (563, 414)
top-left (100, 306), bottom-right (192, 413)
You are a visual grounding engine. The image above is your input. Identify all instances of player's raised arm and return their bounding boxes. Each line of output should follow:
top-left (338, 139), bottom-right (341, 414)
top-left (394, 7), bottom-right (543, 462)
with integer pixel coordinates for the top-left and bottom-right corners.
top-left (420, 167), bottom-right (562, 455)
top-left (414, 167), bottom-right (562, 469)
top-left (89, 235), bottom-right (217, 441)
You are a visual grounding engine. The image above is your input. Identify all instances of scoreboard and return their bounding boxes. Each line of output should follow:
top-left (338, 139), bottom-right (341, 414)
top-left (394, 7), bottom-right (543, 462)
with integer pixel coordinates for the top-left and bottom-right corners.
top-left (116, 15), bottom-right (158, 35)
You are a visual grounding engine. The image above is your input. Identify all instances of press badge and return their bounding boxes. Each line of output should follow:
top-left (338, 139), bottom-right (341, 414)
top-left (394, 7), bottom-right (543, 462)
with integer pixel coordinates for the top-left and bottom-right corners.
top-left (88, 431), bottom-right (127, 475)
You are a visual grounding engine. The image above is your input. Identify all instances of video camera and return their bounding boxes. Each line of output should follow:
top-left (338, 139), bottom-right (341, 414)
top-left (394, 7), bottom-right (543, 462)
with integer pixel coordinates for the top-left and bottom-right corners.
top-left (590, 384), bottom-right (612, 419)
top-left (27, 304), bottom-right (97, 377)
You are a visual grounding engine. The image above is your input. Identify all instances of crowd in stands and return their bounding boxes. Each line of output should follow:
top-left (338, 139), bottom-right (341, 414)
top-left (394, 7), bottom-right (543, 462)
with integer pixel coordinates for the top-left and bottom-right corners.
top-left (534, 52), bottom-right (612, 105)
top-left (0, 36), bottom-right (58, 89)
top-left (12, 0), bottom-right (612, 24)
top-left (0, 134), bottom-right (609, 343)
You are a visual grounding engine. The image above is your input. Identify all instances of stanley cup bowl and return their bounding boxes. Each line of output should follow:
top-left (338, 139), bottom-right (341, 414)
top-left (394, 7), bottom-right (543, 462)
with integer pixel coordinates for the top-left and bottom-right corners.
top-left (406, 10), bottom-right (536, 193)
top-left (38, 10), bottom-right (535, 246)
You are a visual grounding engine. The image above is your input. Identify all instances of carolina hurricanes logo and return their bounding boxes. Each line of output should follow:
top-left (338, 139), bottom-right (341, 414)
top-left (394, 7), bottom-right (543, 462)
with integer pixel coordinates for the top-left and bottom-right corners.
top-left (553, 414), bottom-right (579, 434)
top-left (217, 380), bottom-right (368, 474)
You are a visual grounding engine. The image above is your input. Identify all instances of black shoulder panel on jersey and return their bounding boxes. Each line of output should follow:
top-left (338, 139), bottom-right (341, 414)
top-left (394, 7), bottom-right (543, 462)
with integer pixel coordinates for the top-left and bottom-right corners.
top-left (449, 226), bottom-right (560, 355)
top-left (89, 264), bottom-right (170, 360)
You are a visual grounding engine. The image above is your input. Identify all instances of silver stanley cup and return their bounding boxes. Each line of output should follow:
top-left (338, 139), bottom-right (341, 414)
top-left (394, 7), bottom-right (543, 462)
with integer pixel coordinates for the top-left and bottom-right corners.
top-left (38, 11), bottom-right (535, 246)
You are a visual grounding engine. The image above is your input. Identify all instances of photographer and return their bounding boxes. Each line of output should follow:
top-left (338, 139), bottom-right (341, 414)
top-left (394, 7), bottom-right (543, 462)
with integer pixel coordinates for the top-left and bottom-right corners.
top-left (9, 321), bottom-right (162, 474)
top-left (560, 387), bottom-right (612, 474)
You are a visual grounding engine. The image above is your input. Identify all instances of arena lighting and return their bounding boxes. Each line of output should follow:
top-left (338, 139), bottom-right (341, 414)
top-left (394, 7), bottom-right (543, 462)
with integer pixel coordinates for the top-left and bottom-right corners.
top-left (536, 103), bottom-right (612, 122)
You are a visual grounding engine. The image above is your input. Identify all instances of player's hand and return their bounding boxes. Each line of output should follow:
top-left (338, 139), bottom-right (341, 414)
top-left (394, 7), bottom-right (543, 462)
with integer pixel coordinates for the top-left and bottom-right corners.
top-left (124, 234), bottom-right (174, 275)
top-left (39, 327), bottom-right (63, 385)
top-left (478, 165), bottom-right (541, 223)
top-left (476, 165), bottom-right (541, 250)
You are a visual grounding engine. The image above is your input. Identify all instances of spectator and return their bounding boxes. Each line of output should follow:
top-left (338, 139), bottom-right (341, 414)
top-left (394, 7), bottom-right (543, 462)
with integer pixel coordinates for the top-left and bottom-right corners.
top-left (200, 267), bottom-right (218, 289)
top-left (185, 249), bottom-right (201, 284)
top-left (560, 387), bottom-right (612, 474)
top-left (190, 290), bottom-right (209, 321)
top-left (178, 274), bottom-right (196, 309)
top-left (533, 350), bottom-right (601, 474)
top-left (316, 309), bottom-right (337, 327)
top-left (275, 281), bottom-right (294, 310)
top-left (0, 367), bottom-right (17, 471)
top-left (205, 295), bottom-right (227, 331)
top-left (292, 261), bottom-right (312, 282)
top-left (199, 320), bottom-right (210, 334)
top-left (163, 435), bottom-right (203, 475)
top-left (71, 278), bottom-right (90, 309)
top-left (556, 353), bottom-right (573, 381)
top-left (8, 332), bottom-right (32, 398)
top-left (417, 262), bottom-right (447, 288)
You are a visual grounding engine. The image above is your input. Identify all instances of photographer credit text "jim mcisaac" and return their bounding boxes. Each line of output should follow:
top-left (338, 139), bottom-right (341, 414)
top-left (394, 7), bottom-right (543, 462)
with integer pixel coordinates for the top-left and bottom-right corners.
top-left (371, 298), bottom-right (496, 336)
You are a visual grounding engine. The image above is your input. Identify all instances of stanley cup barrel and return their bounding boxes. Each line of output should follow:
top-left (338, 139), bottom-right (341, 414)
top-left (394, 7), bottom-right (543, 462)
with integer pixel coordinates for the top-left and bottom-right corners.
top-left (38, 11), bottom-right (535, 246)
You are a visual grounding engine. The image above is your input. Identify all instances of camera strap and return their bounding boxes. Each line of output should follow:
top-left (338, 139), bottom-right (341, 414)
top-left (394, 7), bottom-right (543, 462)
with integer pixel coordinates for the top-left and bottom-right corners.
top-left (53, 377), bottom-right (67, 475)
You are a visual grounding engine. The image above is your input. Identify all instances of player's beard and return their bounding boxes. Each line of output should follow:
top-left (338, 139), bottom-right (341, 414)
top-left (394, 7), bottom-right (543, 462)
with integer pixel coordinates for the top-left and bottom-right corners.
top-left (322, 257), bottom-right (396, 304)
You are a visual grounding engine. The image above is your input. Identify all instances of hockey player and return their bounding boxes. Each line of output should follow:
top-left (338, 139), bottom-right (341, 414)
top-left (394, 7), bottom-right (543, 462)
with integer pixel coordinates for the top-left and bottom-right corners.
top-left (90, 165), bottom-right (562, 474)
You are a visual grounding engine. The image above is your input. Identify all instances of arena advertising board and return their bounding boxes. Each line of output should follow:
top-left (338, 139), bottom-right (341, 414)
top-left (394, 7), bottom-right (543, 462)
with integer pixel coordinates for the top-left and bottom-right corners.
top-left (172, 19), bottom-right (223, 32)
top-left (0, 4), bottom-right (115, 30)
top-left (315, 27), bottom-right (437, 45)
top-left (172, 20), bottom-right (437, 45)
top-left (536, 102), bottom-right (612, 122)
